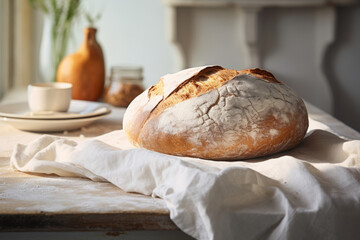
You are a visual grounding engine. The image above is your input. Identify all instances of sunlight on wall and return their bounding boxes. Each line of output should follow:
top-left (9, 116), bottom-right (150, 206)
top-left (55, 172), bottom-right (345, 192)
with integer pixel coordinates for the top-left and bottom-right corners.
top-left (68, 0), bottom-right (174, 88)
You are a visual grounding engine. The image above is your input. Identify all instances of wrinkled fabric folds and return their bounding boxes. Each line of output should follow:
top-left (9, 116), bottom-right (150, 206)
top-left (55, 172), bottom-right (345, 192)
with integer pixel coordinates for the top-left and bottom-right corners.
top-left (10, 122), bottom-right (360, 240)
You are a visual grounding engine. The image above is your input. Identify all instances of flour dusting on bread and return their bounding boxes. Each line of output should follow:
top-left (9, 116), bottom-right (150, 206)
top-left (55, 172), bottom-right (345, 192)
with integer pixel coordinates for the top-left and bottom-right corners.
top-left (124, 66), bottom-right (308, 160)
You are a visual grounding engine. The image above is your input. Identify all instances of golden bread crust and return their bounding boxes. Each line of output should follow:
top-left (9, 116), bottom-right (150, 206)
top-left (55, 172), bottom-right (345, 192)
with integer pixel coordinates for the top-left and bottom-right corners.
top-left (123, 66), bottom-right (308, 160)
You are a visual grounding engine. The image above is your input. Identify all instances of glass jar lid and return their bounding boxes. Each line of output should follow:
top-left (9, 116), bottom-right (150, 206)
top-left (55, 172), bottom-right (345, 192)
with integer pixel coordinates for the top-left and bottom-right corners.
top-left (110, 66), bottom-right (143, 81)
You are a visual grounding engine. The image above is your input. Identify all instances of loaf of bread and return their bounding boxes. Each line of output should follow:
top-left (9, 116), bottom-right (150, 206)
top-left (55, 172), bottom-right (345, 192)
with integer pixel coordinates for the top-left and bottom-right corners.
top-left (123, 66), bottom-right (308, 160)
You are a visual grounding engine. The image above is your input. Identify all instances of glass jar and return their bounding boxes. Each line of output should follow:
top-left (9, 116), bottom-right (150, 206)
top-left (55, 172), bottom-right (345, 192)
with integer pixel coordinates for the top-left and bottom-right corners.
top-left (104, 66), bottom-right (145, 107)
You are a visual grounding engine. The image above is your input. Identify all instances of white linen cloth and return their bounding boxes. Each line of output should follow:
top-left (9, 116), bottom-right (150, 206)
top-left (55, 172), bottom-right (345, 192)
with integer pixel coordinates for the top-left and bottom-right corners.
top-left (10, 118), bottom-right (360, 240)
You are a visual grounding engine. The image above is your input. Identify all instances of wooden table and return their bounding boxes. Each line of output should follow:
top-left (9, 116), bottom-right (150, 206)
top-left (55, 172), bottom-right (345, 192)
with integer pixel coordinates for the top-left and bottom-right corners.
top-left (0, 106), bottom-right (194, 239)
top-left (0, 102), bottom-right (359, 239)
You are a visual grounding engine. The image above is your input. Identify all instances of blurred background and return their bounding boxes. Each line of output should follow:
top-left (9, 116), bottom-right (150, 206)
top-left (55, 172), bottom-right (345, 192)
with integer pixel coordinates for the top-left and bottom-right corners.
top-left (0, 0), bottom-right (359, 131)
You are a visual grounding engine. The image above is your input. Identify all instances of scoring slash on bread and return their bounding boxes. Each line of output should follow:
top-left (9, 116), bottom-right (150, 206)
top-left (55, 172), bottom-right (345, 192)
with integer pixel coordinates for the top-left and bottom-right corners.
top-left (123, 65), bottom-right (308, 160)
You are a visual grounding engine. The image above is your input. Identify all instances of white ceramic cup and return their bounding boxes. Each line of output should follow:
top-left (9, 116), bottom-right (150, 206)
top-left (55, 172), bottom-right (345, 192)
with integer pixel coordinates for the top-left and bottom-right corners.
top-left (28, 82), bottom-right (72, 112)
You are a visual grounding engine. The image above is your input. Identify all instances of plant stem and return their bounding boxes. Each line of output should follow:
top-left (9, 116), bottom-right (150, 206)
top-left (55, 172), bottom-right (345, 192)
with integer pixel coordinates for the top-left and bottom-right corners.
top-left (30, 0), bottom-right (81, 82)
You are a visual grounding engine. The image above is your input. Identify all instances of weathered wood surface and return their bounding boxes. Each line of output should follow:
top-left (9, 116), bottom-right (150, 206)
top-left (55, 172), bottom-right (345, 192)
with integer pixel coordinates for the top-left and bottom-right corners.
top-left (1, 103), bottom-right (359, 232)
top-left (0, 107), bottom-right (176, 231)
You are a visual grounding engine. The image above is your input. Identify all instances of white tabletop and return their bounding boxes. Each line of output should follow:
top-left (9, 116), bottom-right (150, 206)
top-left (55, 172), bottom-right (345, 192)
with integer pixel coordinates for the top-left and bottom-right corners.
top-left (0, 100), bottom-right (359, 234)
top-left (0, 106), bottom-right (179, 232)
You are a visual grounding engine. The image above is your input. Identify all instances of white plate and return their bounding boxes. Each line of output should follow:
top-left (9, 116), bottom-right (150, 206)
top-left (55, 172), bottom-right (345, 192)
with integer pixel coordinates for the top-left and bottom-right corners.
top-left (0, 112), bottom-right (111, 132)
top-left (0, 100), bottom-right (111, 120)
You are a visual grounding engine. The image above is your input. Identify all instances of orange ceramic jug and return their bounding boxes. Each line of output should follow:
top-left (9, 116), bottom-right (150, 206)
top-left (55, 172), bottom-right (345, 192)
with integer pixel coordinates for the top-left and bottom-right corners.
top-left (57, 28), bottom-right (105, 101)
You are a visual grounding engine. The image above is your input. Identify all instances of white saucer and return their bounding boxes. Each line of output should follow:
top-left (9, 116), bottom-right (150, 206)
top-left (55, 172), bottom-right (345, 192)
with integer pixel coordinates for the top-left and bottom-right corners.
top-left (0, 100), bottom-right (112, 132)
top-left (0, 113), bottom-right (110, 132)
top-left (0, 100), bottom-right (111, 120)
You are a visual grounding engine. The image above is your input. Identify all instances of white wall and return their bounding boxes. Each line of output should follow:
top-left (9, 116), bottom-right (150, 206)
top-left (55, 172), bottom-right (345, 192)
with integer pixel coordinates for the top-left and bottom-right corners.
top-left (64, 0), bottom-right (360, 131)
top-left (68, 0), bottom-right (174, 89)
top-left (326, 4), bottom-right (360, 134)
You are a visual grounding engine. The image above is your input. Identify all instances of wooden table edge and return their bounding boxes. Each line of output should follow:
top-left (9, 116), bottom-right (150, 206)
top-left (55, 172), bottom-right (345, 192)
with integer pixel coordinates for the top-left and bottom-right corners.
top-left (0, 212), bottom-right (179, 232)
